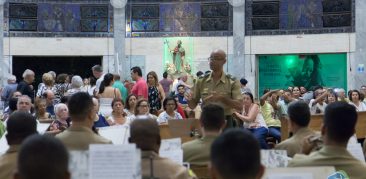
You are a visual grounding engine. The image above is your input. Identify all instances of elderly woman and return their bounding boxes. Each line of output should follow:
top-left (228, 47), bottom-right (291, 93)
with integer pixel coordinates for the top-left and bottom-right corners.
top-left (48, 103), bottom-right (70, 134)
top-left (128, 99), bottom-right (158, 121)
top-left (107, 98), bottom-right (130, 126)
top-left (349, 89), bottom-right (366, 111)
top-left (36, 73), bottom-right (55, 99)
top-left (65, 75), bottom-right (83, 96)
top-left (336, 88), bottom-right (349, 102)
top-left (157, 97), bottom-right (182, 124)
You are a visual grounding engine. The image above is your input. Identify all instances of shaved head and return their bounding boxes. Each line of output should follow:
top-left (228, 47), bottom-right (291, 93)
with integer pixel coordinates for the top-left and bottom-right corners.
top-left (209, 49), bottom-right (227, 71)
top-left (211, 49), bottom-right (226, 60)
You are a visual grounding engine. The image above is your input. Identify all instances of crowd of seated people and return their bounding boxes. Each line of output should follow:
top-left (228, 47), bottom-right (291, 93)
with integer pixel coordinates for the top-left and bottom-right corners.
top-left (2, 62), bottom-right (366, 178)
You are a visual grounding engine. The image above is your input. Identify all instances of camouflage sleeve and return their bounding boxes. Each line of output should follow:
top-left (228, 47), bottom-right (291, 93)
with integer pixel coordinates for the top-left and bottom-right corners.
top-left (231, 79), bottom-right (243, 101)
top-left (191, 78), bottom-right (202, 105)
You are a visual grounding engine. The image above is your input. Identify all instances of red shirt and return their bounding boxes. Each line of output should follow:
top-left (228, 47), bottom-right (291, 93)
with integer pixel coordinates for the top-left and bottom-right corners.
top-left (131, 78), bottom-right (148, 99)
top-left (176, 104), bottom-right (186, 119)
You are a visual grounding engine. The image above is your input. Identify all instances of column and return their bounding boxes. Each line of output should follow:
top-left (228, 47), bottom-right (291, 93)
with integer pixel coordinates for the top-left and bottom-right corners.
top-left (228, 0), bottom-right (246, 79)
top-left (111, 0), bottom-right (127, 79)
top-left (352, 0), bottom-right (366, 89)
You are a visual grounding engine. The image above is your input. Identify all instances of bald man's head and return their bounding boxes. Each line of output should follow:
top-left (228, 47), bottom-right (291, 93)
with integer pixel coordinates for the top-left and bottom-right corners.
top-left (129, 119), bottom-right (161, 152)
top-left (211, 49), bottom-right (226, 59)
top-left (209, 49), bottom-right (227, 71)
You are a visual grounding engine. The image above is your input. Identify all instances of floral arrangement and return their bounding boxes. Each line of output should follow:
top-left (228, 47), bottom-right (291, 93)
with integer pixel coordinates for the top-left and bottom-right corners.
top-left (166, 63), bottom-right (176, 75)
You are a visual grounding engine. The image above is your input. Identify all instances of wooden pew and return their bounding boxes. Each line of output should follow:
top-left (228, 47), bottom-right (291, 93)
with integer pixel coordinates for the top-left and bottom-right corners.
top-left (308, 114), bottom-right (323, 131)
top-left (159, 118), bottom-right (202, 143)
top-left (281, 111), bottom-right (366, 141)
top-left (355, 111), bottom-right (366, 139)
top-left (280, 117), bottom-right (289, 141)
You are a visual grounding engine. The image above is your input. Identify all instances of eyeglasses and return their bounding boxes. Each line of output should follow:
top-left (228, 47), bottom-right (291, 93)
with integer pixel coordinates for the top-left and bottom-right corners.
top-left (208, 57), bottom-right (223, 62)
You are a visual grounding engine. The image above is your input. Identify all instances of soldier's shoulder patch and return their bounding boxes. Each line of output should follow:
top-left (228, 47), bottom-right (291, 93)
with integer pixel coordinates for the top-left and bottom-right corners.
top-left (226, 74), bottom-right (236, 81)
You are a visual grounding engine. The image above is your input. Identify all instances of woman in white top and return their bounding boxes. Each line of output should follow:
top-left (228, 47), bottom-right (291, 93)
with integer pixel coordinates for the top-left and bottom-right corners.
top-left (157, 97), bottom-right (182, 124)
top-left (97, 73), bottom-right (122, 117)
top-left (128, 99), bottom-right (158, 121)
top-left (233, 92), bottom-right (268, 149)
top-left (349, 89), bottom-right (366, 111)
top-left (107, 98), bottom-right (130, 126)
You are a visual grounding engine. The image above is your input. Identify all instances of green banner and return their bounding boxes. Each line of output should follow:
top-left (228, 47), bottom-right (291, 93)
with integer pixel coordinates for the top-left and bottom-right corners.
top-left (258, 54), bottom-right (347, 95)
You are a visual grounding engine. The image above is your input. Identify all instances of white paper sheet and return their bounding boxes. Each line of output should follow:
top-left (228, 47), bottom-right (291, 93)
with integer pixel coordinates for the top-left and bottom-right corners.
top-left (97, 125), bottom-right (130, 145)
top-left (267, 173), bottom-right (313, 179)
top-left (37, 123), bottom-right (51, 134)
top-left (347, 143), bottom-right (365, 162)
top-left (347, 134), bottom-right (358, 145)
top-left (159, 138), bottom-right (182, 152)
top-left (89, 144), bottom-right (140, 179)
top-left (264, 167), bottom-right (335, 179)
top-left (0, 134), bottom-right (8, 154)
top-left (69, 151), bottom-right (89, 179)
top-left (160, 149), bottom-right (184, 166)
top-left (261, 150), bottom-right (290, 168)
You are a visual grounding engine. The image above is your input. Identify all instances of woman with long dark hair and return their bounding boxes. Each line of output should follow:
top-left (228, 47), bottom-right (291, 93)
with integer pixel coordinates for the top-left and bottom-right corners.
top-left (233, 92), bottom-right (268, 149)
top-left (124, 94), bottom-right (137, 117)
top-left (147, 71), bottom-right (165, 115)
top-left (97, 73), bottom-right (121, 117)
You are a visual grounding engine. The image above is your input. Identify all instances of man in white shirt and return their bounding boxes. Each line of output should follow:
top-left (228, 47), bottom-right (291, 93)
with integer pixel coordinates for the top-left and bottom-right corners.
top-left (91, 65), bottom-right (105, 94)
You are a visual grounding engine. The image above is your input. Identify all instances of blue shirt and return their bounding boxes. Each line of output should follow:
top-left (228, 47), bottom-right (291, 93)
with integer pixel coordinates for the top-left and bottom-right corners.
top-left (46, 105), bottom-right (55, 116)
top-left (177, 94), bottom-right (188, 104)
top-left (1, 83), bottom-right (18, 107)
top-left (93, 115), bottom-right (110, 128)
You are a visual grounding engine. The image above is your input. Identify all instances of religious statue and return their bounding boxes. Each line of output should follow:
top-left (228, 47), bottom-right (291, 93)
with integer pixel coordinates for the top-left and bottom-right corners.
top-left (171, 40), bottom-right (185, 73)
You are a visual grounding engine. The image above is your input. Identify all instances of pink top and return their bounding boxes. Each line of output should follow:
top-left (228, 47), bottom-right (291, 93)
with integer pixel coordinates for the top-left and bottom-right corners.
top-left (131, 78), bottom-right (148, 99)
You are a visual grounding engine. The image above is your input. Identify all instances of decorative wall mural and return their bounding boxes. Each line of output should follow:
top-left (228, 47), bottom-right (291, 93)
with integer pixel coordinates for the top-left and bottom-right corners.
top-left (9, 3), bottom-right (38, 31)
top-left (201, 18), bottom-right (229, 31)
top-left (201, 3), bottom-right (229, 31)
top-left (38, 4), bottom-right (80, 32)
top-left (9, 3), bottom-right (38, 18)
top-left (80, 5), bottom-right (109, 32)
top-left (131, 5), bottom-right (159, 32)
top-left (132, 19), bottom-right (159, 32)
top-left (9, 19), bottom-right (37, 31)
top-left (132, 5), bottom-right (159, 18)
top-left (279, 0), bottom-right (323, 29)
top-left (160, 3), bottom-right (200, 32)
top-left (201, 3), bottom-right (229, 18)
